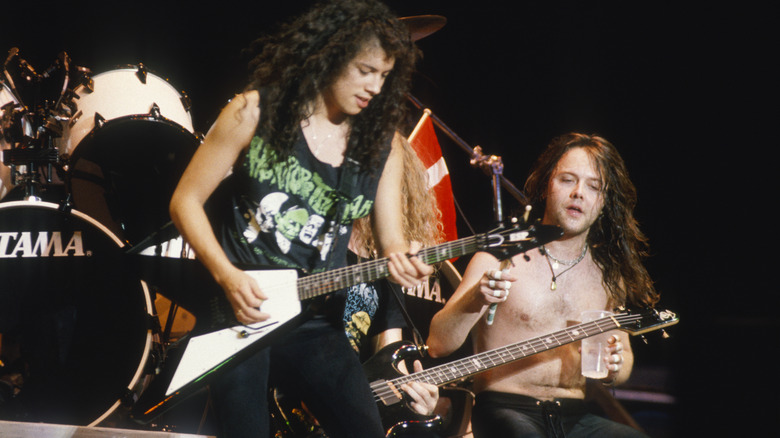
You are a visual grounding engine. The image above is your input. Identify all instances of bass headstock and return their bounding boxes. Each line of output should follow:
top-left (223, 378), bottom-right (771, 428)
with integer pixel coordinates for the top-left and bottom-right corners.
top-left (615, 308), bottom-right (680, 337)
top-left (480, 218), bottom-right (563, 261)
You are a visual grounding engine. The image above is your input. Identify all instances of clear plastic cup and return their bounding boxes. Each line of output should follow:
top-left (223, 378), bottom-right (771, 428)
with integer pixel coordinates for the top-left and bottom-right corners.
top-left (580, 310), bottom-right (614, 379)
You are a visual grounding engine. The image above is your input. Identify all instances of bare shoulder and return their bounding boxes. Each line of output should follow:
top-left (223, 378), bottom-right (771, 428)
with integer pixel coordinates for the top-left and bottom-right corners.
top-left (391, 130), bottom-right (405, 145)
top-left (206, 91), bottom-right (260, 147)
top-left (226, 90), bottom-right (261, 124)
top-left (385, 131), bottom-right (405, 162)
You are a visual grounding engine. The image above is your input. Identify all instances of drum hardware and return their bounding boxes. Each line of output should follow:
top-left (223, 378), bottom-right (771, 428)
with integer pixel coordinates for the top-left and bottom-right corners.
top-left (2, 147), bottom-right (60, 201)
top-left (135, 62), bottom-right (148, 84)
top-left (1, 49), bottom-right (201, 429)
top-left (1, 48), bottom-right (89, 202)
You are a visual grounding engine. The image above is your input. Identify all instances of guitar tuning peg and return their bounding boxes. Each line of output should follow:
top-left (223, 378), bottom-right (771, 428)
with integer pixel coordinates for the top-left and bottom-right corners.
top-left (640, 335), bottom-right (648, 345)
top-left (522, 205), bottom-right (532, 224)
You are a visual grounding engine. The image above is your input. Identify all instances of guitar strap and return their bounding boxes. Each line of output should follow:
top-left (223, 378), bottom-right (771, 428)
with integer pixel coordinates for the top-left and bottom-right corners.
top-left (335, 149), bottom-right (428, 349)
top-left (386, 279), bottom-right (427, 355)
top-left (319, 156), bottom-right (360, 271)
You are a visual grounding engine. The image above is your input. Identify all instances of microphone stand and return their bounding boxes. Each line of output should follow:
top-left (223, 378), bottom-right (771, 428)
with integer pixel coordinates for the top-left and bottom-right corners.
top-left (406, 93), bottom-right (524, 326)
top-left (406, 93), bottom-right (528, 208)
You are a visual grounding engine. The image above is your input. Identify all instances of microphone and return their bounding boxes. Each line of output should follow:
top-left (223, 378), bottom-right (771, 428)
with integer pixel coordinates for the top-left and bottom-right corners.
top-left (487, 206), bottom-right (529, 326)
top-left (485, 261), bottom-right (512, 326)
top-left (486, 302), bottom-right (498, 325)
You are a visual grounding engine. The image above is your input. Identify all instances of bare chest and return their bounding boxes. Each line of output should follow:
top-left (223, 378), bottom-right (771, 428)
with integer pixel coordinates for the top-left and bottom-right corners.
top-left (477, 250), bottom-right (609, 347)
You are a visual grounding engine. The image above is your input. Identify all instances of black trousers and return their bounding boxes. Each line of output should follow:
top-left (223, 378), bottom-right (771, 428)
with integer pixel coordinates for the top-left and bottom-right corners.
top-left (472, 391), bottom-right (648, 438)
top-left (210, 315), bottom-right (385, 438)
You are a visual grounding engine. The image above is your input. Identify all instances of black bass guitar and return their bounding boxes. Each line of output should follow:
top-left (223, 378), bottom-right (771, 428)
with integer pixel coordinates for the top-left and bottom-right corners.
top-left (131, 221), bottom-right (563, 424)
top-left (365, 307), bottom-right (679, 435)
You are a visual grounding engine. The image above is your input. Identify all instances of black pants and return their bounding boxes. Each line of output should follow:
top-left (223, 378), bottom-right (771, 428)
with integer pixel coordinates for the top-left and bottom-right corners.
top-left (472, 391), bottom-right (648, 438)
top-left (209, 315), bottom-right (385, 438)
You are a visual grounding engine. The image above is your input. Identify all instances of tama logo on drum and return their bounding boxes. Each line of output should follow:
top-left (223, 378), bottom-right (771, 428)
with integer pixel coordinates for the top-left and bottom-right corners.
top-left (0, 231), bottom-right (89, 258)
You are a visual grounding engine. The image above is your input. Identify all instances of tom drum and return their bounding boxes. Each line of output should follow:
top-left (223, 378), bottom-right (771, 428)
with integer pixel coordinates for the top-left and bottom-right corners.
top-left (58, 65), bottom-right (199, 244)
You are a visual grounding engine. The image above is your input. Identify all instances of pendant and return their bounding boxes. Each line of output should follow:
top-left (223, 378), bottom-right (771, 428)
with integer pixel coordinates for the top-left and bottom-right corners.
top-left (550, 277), bottom-right (557, 291)
top-left (552, 261), bottom-right (560, 270)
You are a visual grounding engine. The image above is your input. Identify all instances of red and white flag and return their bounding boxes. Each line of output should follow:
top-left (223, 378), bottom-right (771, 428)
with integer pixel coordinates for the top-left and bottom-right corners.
top-left (408, 109), bottom-right (458, 244)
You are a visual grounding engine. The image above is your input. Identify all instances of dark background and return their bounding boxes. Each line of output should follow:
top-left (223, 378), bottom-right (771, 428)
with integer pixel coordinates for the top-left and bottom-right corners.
top-left (3, 1), bottom-right (777, 435)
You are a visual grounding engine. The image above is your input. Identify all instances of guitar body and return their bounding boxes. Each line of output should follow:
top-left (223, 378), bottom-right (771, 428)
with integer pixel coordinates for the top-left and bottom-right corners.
top-left (132, 269), bottom-right (312, 423)
top-left (363, 341), bottom-right (444, 436)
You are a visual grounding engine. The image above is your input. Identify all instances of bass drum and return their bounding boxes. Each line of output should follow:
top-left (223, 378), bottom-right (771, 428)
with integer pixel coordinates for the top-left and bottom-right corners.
top-left (0, 201), bottom-right (154, 426)
top-left (58, 65), bottom-right (199, 245)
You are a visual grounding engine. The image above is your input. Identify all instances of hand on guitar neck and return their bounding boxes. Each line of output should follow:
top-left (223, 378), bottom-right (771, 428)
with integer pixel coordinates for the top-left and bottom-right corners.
top-left (385, 241), bottom-right (435, 290)
top-left (390, 346), bottom-right (439, 417)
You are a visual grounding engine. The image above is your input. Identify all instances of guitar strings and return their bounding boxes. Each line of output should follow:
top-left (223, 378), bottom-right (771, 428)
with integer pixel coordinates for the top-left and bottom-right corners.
top-left (238, 234), bottom-right (489, 334)
top-left (297, 234), bottom-right (487, 300)
top-left (370, 314), bottom-right (643, 403)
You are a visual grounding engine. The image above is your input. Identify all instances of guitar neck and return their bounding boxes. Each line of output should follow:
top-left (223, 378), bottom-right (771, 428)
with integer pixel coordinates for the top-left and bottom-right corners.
top-left (296, 233), bottom-right (490, 301)
top-left (392, 314), bottom-right (629, 388)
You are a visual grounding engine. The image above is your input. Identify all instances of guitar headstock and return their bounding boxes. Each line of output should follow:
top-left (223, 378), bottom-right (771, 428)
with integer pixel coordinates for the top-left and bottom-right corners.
top-left (480, 219), bottom-right (563, 261)
top-left (616, 308), bottom-right (680, 336)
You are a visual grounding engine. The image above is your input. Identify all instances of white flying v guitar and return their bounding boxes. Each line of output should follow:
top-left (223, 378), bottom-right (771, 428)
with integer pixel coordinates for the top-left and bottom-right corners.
top-left (131, 221), bottom-right (563, 423)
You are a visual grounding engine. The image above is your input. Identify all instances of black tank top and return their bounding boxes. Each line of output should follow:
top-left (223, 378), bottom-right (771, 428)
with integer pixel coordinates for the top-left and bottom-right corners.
top-left (209, 127), bottom-right (390, 274)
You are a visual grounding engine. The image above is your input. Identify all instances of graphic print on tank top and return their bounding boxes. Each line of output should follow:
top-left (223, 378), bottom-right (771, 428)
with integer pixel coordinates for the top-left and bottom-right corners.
top-left (223, 133), bottom-right (385, 272)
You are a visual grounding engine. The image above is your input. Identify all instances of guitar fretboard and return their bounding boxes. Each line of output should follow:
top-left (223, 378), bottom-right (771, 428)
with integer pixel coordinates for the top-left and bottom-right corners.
top-left (296, 233), bottom-right (497, 300)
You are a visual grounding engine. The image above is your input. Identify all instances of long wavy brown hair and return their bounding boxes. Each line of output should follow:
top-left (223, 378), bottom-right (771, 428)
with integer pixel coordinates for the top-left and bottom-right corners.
top-left (524, 133), bottom-right (659, 308)
top-left (351, 135), bottom-right (443, 257)
top-left (243, 0), bottom-right (420, 173)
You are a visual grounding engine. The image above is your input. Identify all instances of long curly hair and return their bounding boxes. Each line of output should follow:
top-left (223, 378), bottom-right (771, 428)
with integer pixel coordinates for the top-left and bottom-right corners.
top-left (243, 0), bottom-right (420, 173)
top-left (351, 135), bottom-right (443, 257)
top-left (524, 133), bottom-right (659, 308)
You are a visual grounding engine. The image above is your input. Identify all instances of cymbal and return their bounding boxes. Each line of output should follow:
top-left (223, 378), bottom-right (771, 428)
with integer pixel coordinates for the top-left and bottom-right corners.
top-left (400, 15), bottom-right (447, 42)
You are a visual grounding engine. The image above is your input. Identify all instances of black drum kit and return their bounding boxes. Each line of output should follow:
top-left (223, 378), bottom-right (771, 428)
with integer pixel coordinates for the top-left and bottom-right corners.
top-left (0, 47), bottom-right (201, 428)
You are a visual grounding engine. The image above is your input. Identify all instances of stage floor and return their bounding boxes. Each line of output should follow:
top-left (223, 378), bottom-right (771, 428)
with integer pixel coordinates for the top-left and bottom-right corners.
top-left (0, 420), bottom-right (214, 438)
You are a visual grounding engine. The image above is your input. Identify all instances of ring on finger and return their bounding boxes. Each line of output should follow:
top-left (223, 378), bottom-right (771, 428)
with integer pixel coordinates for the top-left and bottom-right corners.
top-left (489, 279), bottom-right (496, 289)
top-left (493, 289), bottom-right (502, 298)
top-left (493, 269), bottom-right (503, 280)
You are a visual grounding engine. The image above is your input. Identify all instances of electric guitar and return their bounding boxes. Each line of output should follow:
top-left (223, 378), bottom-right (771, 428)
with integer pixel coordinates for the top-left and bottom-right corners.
top-left (130, 221), bottom-right (564, 424)
top-left (365, 307), bottom-right (679, 435)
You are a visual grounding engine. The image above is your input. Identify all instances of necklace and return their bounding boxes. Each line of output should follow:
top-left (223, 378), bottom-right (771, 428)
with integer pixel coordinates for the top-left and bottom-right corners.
top-left (540, 244), bottom-right (588, 291)
top-left (309, 123), bottom-right (332, 155)
top-left (308, 118), bottom-right (348, 160)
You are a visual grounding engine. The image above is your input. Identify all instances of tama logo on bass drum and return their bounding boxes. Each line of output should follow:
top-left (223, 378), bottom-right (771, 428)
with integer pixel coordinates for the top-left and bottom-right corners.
top-left (0, 231), bottom-right (89, 258)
